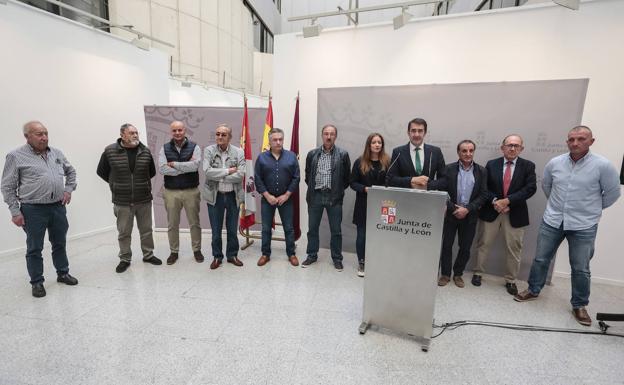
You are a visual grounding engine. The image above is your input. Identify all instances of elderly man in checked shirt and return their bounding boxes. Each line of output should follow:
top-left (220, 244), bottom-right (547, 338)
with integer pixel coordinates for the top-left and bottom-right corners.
top-left (1, 121), bottom-right (78, 298)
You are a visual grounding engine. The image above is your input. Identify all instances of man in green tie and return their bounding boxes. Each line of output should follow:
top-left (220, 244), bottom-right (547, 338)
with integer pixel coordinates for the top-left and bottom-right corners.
top-left (388, 118), bottom-right (446, 190)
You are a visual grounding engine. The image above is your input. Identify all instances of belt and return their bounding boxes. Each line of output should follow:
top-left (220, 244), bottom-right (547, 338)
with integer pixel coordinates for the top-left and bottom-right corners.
top-left (316, 188), bottom-right (331, 192)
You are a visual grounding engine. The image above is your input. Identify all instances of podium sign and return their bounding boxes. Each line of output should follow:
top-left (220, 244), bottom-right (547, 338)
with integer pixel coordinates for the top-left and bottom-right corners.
top-left (359, 186), bottom-right (447, 351)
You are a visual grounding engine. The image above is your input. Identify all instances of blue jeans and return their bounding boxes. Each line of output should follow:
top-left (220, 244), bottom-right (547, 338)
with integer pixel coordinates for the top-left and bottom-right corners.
top-left (21, 202), bottom-right (70, 284)
top-left (207, 192), bottom-right (239, 260)
top-left (261, 197), bottom-right (296, 257)
top-left (356, 224), bottom-right (366, 263)
top-left (527, 220), bottom-right (597, 308)
top-left (305, 191), bottom-right (343, 262)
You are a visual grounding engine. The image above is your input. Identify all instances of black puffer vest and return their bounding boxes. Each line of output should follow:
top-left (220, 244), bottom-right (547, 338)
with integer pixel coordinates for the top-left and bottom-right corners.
top-left (163, 139), bottom-right (199, 190)
top-left (103, 140), bottom-right (153, 205)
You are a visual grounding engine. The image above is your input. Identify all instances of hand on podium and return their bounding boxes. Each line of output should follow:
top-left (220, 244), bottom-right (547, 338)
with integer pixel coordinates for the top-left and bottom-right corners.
top-left (411, 176), bottom-right (429, 190)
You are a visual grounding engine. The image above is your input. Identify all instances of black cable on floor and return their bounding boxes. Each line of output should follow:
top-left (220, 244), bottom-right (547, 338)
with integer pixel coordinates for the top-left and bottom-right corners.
top-left (431, 320), bottom-right (624, 339)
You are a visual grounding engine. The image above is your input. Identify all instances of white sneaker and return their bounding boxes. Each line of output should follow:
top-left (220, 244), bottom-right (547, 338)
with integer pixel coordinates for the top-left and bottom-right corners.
top-left (357, 263), bottom-right (365, 277)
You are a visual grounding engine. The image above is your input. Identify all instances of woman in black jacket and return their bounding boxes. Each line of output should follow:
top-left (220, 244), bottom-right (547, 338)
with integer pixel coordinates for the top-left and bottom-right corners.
top-left (350, 133), bottom-right (390, 277)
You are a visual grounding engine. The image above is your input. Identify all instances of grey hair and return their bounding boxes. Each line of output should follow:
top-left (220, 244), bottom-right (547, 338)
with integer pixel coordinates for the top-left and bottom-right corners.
top-left (501, 134), bottom-right (523, 146)
top-left (321, 124), bottom-right (338, 135)
top-left (23, 120), bottom-right (44, 135)
top-left (268, 127), bottom-right (284, 139)
top-left (570, 125), bottom-right (592, 136)
top-left (216, 123), bottom-right (232, 136)
top-left (120, 123), bottom-right (136, 135)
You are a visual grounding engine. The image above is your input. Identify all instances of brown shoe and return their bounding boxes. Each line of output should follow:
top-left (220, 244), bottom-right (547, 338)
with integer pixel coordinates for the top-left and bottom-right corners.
top-left (166, 253), bottom-right (178, 265)
top-left (514, 289), bottom-right (539, 302)
top-left (288, 255), bottom-right (299, 267)
top-left (453, 276), bottom-right (465, 288)
top-left (210, 259), bottom-right (222, 270)
top-left (257, 255), bottom-right (270, 266)
top-left (572, 307), bottom-right (592, 326)
top-left (438, 276), bottom-right (450, 286)
top-left (227, 257), bottom-right (244, 267)
top-left (194, 251), bottom-right (205, 263)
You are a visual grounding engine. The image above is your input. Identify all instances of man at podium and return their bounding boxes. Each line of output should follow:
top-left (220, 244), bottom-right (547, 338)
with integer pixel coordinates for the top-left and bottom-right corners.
top-left (387, 118), bottom-right (446, 190)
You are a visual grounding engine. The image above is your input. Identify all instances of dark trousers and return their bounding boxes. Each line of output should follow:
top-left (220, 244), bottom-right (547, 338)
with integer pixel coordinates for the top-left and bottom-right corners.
top-left (440, 216), bottom-right (477, 277)
top-left (356, 224), bottom-right (366, 263)
top-left (306, 190), bottom-right (343, 262)
top-left (261, 197), bottom-right (296, 257)
top-left (21, 202), bottom-right (70, 284)
top-left (207, 192), bottom-right (239, 260)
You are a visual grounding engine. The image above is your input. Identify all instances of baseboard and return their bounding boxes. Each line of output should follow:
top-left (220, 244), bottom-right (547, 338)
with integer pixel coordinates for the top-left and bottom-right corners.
top-left (0, 225), bottom-right (116, 258)
top-left (553, 271), bottom-right (624, 287)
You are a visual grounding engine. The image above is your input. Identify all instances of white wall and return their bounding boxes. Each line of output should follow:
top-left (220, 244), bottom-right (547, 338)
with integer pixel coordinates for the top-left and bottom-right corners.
top-left (108, 0), bottom-right (256, 91)
top-left (0, 1), bottom-right (170, 256)
top-left (272, 0), bottom-right (624, 285)
top-left (168, 79), bottom-right (268, 108)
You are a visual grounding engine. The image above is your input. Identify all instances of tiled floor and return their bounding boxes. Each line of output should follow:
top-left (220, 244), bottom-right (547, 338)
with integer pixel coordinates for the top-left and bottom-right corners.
top-left (0, 230), bottom-right (623, 385)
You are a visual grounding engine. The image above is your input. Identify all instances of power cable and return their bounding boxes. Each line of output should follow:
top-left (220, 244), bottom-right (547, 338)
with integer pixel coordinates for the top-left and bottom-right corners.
top-left (431, 320), bottom-right (624, 339)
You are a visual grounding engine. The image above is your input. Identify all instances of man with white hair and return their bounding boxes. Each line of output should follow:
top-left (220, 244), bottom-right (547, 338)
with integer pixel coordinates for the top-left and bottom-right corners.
top-left (1, 121), bottom-right (78, 298)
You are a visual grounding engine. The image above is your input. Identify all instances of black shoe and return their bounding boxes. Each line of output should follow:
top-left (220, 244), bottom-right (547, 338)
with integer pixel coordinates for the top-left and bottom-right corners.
top-left (471, 274), bottom-right (482, 287)
top-left (143, 256), bottom-right (162, 266)
top-left (166, 252), bottom-right (179, 265)
top-left (505, 282), bottom-right (518, 296)
top-left (333, 261), bottom-right (343, 272)
top-left (301, 258), bottom-right (316, 268)
top-left (57, 273), bottom-right (78, 285)
top-left (116, 261), bottom-right (131, 273)
top-left (32, 282), bottom-right (46, 298)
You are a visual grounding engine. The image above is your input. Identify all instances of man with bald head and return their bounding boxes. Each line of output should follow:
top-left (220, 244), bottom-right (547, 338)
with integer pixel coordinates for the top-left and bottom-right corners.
top-left (514, 126), bottom-right (620, 326)
top-left (97, 123), bottom-right (161, 273)
top-left (471, 134), bottom-right (537, 295)
top-left (158, 121), bottom-right (203, 265)
top-left (1, 121), bottom-right (78, 297)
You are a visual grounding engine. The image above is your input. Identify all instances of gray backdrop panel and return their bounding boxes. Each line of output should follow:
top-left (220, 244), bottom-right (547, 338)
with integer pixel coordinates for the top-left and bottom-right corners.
top-left (316, 79), bottom-right (588, 281)
top-left (144, 106), bottom-right (267, 232)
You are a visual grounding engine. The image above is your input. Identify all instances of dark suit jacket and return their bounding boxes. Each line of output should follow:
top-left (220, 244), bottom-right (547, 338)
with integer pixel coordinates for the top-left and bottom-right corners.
top-left (304, 145), bottom-right (351, 206)
top-left (436, 161), bottom-right (489, 223)
top-left (387, 143), bottom-right (446, 189)
top-left (349, 158), bottom-right (386, 226)
top-left (478, 157), bottom-right (537, 228)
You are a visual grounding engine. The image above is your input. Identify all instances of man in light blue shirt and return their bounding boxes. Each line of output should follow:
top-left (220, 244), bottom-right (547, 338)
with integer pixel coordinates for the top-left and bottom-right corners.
top-left (514, 126), bottom-right (621, 326)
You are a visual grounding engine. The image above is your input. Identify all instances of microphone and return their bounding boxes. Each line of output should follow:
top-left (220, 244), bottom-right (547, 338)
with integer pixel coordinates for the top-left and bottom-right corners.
top-left (385, 152), bottom-right (400, 188)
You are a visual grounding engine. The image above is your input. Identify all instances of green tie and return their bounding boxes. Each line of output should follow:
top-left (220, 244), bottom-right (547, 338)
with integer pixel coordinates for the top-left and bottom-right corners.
top-left (415, 147), bottom-right (422, 174)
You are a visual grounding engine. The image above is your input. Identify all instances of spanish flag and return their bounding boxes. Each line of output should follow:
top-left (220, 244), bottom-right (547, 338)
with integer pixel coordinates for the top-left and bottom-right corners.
top-left (260, 97), bottom-right (273, 152)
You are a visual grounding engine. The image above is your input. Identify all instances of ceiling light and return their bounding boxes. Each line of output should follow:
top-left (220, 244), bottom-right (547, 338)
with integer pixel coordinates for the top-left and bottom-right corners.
top-left (303, 19), bottom-right (322, 38)
top-left (393, 7), bottom-right (412, 30)
top-left (131, 37), bottom-right (150, 51)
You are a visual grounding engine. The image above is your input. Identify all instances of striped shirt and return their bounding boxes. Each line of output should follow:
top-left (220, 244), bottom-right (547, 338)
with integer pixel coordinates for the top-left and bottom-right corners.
top-left (314, 146), bottom-right (333, 190)
top-left (1, 144), bottom-right (77, 216)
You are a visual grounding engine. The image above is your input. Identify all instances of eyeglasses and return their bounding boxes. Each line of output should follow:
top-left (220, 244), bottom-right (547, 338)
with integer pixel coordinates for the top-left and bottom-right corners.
top-left (503, 144), bottom-right (522, 149)
top-left (215, 133), bottom-right (228, 137)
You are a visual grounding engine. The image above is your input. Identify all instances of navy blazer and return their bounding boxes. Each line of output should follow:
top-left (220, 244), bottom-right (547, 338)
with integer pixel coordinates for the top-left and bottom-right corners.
top-left (436, 161), bottom-right (489, 223)
top-left (387, 143), bottom-right (446, 188)
top-left (478, 156), bottom-right (537, 228)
